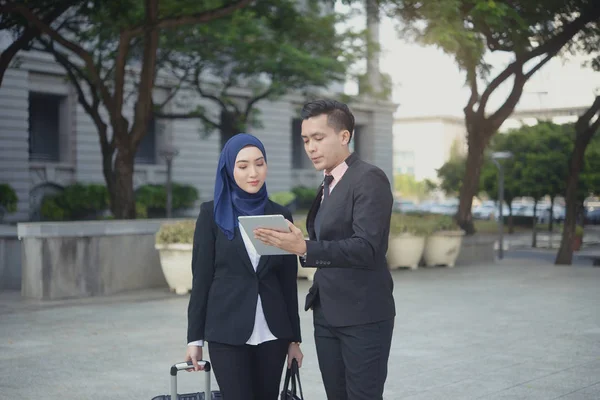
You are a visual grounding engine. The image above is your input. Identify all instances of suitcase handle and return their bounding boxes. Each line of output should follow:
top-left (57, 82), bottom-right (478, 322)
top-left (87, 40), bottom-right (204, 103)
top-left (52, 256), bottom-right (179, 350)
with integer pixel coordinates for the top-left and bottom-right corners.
top-left (170, 360), bottom-right (212, 399)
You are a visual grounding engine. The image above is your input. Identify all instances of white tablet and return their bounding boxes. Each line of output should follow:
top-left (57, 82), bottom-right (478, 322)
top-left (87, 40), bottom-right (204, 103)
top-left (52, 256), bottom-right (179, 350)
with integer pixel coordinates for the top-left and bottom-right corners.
top-left (238, 215), bottom-right (293, 256)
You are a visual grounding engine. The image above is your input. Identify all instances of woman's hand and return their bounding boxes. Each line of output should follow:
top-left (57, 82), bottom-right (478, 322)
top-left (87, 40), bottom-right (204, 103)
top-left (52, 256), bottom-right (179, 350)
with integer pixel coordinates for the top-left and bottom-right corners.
top-left (287, 342), bottom-right (303, 369)
top-left (185, 345), bottom-right (204, 371)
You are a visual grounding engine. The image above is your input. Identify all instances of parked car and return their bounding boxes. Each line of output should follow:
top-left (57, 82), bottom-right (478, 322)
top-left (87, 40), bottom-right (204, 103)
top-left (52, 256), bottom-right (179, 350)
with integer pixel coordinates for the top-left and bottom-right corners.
top-left (585, 209), bottom-right (600, 225)
top-left (394, 199), bottom-right (419, 214)
top-left (472, 201), bottom-right (498, 220)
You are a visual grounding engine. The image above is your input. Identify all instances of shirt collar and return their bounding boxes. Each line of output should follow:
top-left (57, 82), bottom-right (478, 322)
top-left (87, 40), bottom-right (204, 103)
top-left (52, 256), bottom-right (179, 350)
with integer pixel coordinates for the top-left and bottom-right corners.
top-left (325, 161), bottom-right (349, 183)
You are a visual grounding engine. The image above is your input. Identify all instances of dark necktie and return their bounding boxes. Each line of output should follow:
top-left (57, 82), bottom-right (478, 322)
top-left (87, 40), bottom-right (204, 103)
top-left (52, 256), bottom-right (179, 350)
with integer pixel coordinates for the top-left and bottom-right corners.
top-left (314, 175), bottom-right (334, 239)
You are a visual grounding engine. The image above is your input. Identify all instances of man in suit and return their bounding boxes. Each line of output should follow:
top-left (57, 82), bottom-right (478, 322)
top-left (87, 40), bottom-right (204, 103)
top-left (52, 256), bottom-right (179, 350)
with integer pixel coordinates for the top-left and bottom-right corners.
top-left (254, 99), bottom-right (395, 399)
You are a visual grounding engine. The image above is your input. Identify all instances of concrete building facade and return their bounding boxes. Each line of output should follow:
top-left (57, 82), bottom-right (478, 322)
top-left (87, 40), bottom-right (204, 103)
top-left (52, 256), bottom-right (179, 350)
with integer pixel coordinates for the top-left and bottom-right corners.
top-left (0, 50), bottom-right (397, 222)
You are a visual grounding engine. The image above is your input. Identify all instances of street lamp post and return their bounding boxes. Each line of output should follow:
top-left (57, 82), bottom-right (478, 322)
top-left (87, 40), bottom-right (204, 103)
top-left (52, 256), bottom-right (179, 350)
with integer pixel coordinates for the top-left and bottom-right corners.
top-left (491, 151), bottom-right (513, 260)
top-left (160, 146), bottom-right (179, 219)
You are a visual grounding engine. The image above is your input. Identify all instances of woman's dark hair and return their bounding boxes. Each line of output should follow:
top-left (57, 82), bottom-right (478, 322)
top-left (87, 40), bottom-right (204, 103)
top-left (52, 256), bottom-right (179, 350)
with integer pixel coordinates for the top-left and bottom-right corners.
top-left (300, 99), bottom-right (355, 141)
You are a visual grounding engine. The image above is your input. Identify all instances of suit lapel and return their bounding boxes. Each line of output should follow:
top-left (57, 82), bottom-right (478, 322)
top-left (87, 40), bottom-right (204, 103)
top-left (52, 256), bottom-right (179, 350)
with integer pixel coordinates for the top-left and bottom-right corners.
top-left (307, 185), bottom-right (324, 240)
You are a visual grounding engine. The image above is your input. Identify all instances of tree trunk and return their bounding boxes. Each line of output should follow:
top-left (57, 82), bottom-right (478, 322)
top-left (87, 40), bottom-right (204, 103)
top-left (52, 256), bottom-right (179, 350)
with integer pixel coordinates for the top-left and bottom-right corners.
top-left (456, 132), bottom-right (489, 234)
top-left (111, 146), bottom-right (136, 219)
top-left (100, 142), bottom-right (116, 216)
top-left (578, 202), bottom-right (585, 227)
top-left (555, 134), bottom-right (591, 264)
top-left (532, 199), bottom-right (538, 248)
top-left (219, 110), bottom-right (246, 149)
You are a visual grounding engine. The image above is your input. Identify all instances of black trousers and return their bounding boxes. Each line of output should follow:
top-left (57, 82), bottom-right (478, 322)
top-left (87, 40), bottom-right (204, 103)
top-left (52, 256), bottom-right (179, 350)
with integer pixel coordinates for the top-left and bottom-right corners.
top-left (208, 339), bottom-right (288, 400)
top-left (313, 301), bottom-right (394, 400)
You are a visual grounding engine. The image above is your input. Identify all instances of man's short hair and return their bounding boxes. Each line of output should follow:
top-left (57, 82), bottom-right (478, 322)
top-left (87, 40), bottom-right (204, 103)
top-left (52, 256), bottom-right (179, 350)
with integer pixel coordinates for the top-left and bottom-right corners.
top-left (301, 99), bottom-right (355, 142)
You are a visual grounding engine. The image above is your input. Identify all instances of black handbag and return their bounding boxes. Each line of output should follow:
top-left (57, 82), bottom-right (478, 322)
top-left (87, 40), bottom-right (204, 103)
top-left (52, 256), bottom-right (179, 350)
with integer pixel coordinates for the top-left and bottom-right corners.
top-left (280, 359), bottom-right (304, 400)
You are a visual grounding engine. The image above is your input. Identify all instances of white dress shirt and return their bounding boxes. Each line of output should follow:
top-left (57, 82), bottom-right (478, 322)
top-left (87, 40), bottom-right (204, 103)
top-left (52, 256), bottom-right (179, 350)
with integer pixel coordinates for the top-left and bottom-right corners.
top-left (188, 223), bottom-right (278, 347)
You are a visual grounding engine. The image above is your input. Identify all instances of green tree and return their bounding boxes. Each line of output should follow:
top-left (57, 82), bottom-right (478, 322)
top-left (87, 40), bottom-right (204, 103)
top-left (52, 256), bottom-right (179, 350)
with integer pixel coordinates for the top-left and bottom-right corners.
top-left (521, 153), bottom-right (555, 247)
top-left (480, 124), bottom-right (535, 233)
top-left (480, 161), bottom-right (518, 232)
top-left (6, 0), bottom-right (252, 218)
top-left (535, 123), bottom-right (573, 232)
top-left (391, 0), bottom-right (600, 233)
top-left (155, 0), bottom-right (363, 148)
top-left (581, 139), bottom-right (600, 196)
top-left (555, 20), bottom-right (600, 264)
top-left (481, 121), bottom-right (572, 235)
top-left (555, 98), bottom-right (600, 264)
top-left (436, 157), bottom-right (465, 197)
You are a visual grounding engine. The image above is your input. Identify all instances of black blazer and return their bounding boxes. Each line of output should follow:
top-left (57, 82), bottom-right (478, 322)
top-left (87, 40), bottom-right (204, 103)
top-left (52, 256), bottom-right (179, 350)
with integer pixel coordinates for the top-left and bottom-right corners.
top-left (302, 153), bottom-right (396, 327)
top-left (187, 200), bottom-right (301, 345)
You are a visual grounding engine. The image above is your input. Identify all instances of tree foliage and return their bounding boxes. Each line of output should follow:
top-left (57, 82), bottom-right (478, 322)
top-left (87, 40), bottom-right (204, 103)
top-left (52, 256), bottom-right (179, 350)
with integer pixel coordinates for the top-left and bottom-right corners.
top-left (386, 0), bottom-right (600, 233)
top-left (156, 0), bottom-right (364, 147)
top-left (438, 120), bottom-right (600, 211)
top-left (480, 122), bottom-right (573, 202)
top-left (0, 0), bottom-right (82, 85)
top-left (555, 95), bottom-right (600, 264)
top-left (436, 157), bottom-right (465, 197)
top-left (3, 0), bottom-right (253, 218)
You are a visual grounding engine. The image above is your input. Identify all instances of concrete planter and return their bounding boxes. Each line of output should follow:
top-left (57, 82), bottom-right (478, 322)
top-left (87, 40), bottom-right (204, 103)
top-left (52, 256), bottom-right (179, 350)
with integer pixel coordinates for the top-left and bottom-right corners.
top-left (423, 230), bottom-right (465, 267)
top-left (387, 234), bottom-right (426, 270)
top-left (17, 220), bottom-right (168, 300)
top-left (155, 243), bottom-right (193, 295)
top-left (0, 225), bottom-right (21, 290)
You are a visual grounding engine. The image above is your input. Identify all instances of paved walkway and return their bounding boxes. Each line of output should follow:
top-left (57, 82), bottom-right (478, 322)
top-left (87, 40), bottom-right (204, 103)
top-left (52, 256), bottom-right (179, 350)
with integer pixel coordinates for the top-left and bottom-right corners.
top-left (1, 258), bottom-right (600, 399)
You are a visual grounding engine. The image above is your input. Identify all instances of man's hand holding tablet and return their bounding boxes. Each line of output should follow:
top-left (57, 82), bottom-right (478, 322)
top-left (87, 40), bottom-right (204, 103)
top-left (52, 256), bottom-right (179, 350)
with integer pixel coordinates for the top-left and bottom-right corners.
top-left (244, 215), bottom-right (307, 257)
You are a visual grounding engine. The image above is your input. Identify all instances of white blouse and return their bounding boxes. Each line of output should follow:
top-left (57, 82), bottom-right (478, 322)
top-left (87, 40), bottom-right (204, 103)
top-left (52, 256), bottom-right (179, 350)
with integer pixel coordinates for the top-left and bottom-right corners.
top-left (188, 224), bottom-right (277, 347)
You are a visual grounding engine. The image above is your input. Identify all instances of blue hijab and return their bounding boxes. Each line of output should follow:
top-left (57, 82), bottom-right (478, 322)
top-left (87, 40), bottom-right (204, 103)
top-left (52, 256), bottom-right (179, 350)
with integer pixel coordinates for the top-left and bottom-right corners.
top-left (213, 133), bottom-right (270, 240)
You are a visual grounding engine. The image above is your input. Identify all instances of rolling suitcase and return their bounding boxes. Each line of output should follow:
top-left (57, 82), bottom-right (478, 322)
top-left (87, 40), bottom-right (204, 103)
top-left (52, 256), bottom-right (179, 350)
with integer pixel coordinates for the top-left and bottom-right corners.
top-left (151, 360), bottom-right (222, 400)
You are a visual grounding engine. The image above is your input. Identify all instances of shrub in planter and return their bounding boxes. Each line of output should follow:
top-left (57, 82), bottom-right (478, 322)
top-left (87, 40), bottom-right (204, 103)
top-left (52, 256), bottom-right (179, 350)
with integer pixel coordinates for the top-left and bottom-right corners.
top-left (136, 183), bottom-right (199, 218)
top-left (155, 220), bottom-right (196, 294)
top-left (156, 220), bottom-right (196, 245)
top-left (390, 212), bottom-right (436, 236)
top-left (136, 202), bottom-right (148, 219)
top-left (40, 198), bottom-right (68, 221)
top-left (40, 183), bottom-right (109, 221)
top-left (291, 186), bottom-right (318, 210)
top-left (387, 213), bottom-right (431, 270)
top-left (0, 183), bottom-right (18, 220)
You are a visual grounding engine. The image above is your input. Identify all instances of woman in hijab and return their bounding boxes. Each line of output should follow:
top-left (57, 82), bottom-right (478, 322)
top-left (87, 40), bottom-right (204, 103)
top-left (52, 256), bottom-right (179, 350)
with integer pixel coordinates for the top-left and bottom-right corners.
top-left (185, 133), bottom-right (303, 400)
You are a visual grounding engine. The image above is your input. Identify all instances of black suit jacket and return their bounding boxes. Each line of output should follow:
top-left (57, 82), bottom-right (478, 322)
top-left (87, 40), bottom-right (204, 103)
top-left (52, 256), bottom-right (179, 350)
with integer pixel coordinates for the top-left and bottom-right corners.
top-left (187, 200), bottom-right (301, 345)
top-left (302, 153), bottom-right (396, 327)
